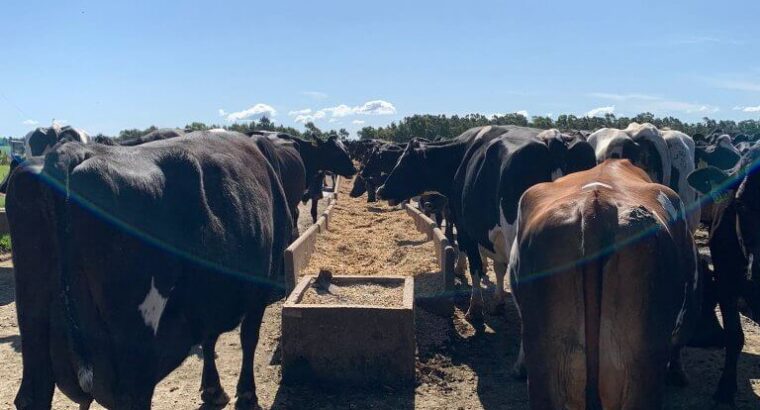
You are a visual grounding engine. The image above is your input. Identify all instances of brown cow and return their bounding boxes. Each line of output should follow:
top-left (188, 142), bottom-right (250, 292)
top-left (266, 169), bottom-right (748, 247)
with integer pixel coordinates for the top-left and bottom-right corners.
top-left (510, 159), bottom-right (700, 409)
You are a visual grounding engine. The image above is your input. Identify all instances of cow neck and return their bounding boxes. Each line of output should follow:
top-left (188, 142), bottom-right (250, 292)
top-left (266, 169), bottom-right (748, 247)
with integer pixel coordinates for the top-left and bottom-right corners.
top-left (420, 141), bottom-right (467, 197)
top-left (295, 139), bottom-right (320, 180)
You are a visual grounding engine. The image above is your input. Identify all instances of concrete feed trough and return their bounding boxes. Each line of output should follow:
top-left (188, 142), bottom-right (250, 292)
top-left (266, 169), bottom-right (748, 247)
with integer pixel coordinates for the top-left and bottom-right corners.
top-left (282, 275), bottom-right (415, 388)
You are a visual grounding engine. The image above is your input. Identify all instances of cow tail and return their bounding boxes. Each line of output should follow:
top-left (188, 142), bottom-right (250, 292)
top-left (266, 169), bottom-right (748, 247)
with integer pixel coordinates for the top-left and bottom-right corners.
top-left (55, 165), bottom-right (94, 393)
top-left (580, 190), bottom-right (615, 410)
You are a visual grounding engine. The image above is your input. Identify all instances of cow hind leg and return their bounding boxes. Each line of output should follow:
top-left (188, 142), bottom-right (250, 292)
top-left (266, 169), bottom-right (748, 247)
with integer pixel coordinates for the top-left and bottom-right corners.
top-left (714, 295), bottom-right (743, 405)
top-left (598, 245), bottom-right (671, 409)
top-left (518, 265), bottom-right (586, 409)
top-left (492, 261), bottom-right (507, 314)
top-left (460, 235), bottom-right (486, 322)
top-left (200, 336), bottom-right (230, 406)
top-left (235, 302), bottom-right (267, 409)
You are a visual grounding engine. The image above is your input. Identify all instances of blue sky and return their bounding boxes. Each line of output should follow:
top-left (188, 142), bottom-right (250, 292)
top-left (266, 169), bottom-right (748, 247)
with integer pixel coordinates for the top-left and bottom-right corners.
top-left (2, 0), bottom-right (760, 138)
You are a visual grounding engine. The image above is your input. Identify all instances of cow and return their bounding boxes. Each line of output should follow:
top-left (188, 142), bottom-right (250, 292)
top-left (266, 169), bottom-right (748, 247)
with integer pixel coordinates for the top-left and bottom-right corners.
top-left (588, 123), bottom-right (701, 231)
top-left (687, 145), bottom-right (760, 404)
top-left (358, 143), bottom-right (403, 202)
top-left (377, 126), bottom-right (595, 320)
top-left (118, 128), bottom-right (185, 146)
top-left (510, 159), bottom-right (699, 409)
top-left (587, 122), bottom-right (671, 185)
top-left (0, 125), bottom-right (90, 193)
top-left (695, 134), bottom-right (741, 171)
top-left (662, 130), bottom-right (700, 232)
top-left (7, 131), bottom-right (293, 409)
top-left (248, 131), bottom-right (356, 229)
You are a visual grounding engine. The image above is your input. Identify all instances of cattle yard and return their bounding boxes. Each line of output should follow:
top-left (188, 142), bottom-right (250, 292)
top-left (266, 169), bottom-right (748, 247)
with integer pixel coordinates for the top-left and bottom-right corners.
top-left (1, 177), bottom-right (759, 409)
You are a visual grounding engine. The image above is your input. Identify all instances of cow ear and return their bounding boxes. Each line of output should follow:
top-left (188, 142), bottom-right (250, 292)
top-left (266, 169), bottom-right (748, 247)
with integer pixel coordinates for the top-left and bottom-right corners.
top-left (687, 166), bottom-right (729, 195)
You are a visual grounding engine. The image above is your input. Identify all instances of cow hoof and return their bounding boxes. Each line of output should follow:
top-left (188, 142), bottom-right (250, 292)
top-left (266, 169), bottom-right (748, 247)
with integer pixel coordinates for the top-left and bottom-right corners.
top-left (235, 392), bottom-right (260, 410)
top-left (201, 387), bottom-right (230, 406)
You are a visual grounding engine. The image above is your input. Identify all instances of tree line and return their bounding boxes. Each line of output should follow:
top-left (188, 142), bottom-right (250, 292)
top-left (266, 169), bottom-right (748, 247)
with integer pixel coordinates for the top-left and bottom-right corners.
top-left (357, 113), bottom-right (760, 142)
top-left (107, 117), bottom-right (349, 143)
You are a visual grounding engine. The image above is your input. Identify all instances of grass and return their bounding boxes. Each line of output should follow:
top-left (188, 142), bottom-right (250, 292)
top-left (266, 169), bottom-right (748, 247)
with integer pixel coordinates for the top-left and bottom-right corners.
top-left (0, 234), bottom-right (11, 253)
top-left (0, 164), bottom-right (8, 208)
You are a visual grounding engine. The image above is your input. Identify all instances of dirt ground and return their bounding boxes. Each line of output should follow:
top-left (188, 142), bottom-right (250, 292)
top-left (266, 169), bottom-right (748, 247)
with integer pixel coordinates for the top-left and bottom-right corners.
top-left (1, 178), bottom-right (760, 409)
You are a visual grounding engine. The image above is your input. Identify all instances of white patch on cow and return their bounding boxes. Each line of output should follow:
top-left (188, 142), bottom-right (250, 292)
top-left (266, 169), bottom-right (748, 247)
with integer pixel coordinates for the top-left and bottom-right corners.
top-left (138, 277), bottom-right (169, 336)
top-left (78, 365), bottom-right (93, 393)
top-left (658, 191), bottom-right (679, 222)
top-left (581, 182), bottom-right (612, 190)
top-left (551, 168), bottom-right (564, 181)
top-left (474, 126), bottom-right (492, 140)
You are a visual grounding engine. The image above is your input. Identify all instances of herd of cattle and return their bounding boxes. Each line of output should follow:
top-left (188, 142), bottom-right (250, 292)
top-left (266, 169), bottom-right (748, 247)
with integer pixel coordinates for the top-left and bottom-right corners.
top-left (2, 121), bottom-right (759, 409)
top-left (348, 123), bottom-right (760, 408)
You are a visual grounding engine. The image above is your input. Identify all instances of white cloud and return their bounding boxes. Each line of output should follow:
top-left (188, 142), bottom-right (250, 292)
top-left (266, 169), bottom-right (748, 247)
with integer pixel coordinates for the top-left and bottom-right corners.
top-left (735, 105), bottom-right (760, 113)
top-left (303, 91), bottom-right (328, 100)
top-left (586, 106), bottom-right (616, 117)
top-left (294, 111), bottom-right (326, 124)
top-left (516, 110), bottom-right (529, 118)
top-left (22, 119), bottom-right (38, 125)
top-left (220, 103), bottom-right (277, 122)
top-left (328, 118), bottom-right (340, 123)
top-left (323, 104), bottom-right (355, 118)
top-left (352, 120), bottom-right (366, 125)
top-left (288, 99), bottom-right (396, 124)
top-left (353, 100), bottom-right (397, 115)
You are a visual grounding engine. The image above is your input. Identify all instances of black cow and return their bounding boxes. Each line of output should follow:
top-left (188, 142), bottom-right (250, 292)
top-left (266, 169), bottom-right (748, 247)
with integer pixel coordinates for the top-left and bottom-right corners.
top-left (687, 146), bottom-right (760, 404)
top-left (249, 131), bottom-right (355, 228)
top-left (0, 125), bottom-right (90, 193)
top-left (358, 144), bottom-right (403, 202)
top-left (695, 135), bottom-right (742, 171)
top-left (8, 132), bottom-right (293, 409)
top-left (119, 128), bottom-right (185, 146)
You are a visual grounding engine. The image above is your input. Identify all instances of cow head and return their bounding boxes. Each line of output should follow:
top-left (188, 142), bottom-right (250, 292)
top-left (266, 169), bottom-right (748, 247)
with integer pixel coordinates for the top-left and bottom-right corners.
top-left (315, 136), bottom-right (357, 177)
top-left (349, 173), bottom-right (368, 198)
top-left (695, 139), bottom-right (742, 171)
top-left (688, 147), bottom-right (760, 321)
top-left (376, 139), bottom-right (428, 205)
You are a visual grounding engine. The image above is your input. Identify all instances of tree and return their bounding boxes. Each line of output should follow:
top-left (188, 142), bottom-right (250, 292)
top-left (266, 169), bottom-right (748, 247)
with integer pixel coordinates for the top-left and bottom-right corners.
top-left (338, 128), bottom-right (350, 140)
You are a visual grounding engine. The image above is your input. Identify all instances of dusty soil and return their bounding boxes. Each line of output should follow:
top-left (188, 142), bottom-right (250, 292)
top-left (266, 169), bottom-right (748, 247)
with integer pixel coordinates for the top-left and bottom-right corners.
top-left (1, 179), bottom-right (760, 409)
top-left (300, 280), bottom-right (404, 307)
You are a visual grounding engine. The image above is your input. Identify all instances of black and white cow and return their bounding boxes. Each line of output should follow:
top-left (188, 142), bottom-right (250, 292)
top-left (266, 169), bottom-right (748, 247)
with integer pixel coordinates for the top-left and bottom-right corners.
top-left (8, 131), bottom-right (293, 409)
top-left (588, 123), bottom-right (699, 231)
top-left (0, 125), bottom-right (90, 193)
top-left (377, 125), bottom-right (595, 319)
top-left (687, 146), bottom-right (760, 404)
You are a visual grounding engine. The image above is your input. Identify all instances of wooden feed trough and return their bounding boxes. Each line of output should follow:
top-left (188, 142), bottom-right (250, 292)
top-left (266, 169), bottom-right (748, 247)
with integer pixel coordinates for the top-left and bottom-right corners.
top-left (281, 275), bottom-right (415, 388)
